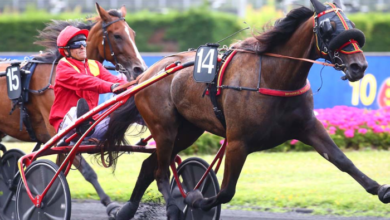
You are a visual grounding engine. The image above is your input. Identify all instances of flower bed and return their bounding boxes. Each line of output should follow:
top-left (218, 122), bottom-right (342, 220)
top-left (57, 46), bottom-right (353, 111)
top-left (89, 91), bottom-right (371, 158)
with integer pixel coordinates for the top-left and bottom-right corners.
top-left (179, 106), bottom-right (390, 155)
top-left (274, 106), bottom-right (390, 152)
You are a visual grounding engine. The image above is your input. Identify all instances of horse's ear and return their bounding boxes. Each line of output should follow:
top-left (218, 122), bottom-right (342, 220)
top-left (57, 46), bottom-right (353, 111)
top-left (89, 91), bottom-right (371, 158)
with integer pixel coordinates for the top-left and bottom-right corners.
top-left (310, 0), bottom-right (327, 14)
top-left (96, 2), bottom-right (109, 21)
top-left (120, 5), bottom-right (127, 17)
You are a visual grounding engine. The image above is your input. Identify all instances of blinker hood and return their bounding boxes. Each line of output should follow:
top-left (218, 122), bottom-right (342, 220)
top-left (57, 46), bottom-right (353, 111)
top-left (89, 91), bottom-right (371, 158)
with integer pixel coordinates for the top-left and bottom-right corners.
top-left (314, 2), bottom-right (365, 54)
top-left (329, 29), bottom-right (365, 51)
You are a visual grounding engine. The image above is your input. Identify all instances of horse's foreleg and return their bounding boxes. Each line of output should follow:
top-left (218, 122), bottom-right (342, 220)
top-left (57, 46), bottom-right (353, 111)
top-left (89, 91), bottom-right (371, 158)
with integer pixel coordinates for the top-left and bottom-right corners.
top-left (185, 140), bottom-right (247, 211)
top-left (300, 119), bottom-right (390, 203)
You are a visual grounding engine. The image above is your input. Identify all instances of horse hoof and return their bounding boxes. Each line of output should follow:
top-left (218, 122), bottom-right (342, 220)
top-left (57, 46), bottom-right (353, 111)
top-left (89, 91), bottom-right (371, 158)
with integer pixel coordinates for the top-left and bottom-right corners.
top-left (378, 184), bottom-right (390, 203)
top-left (184, 189), bottom-right (204, 209)
top-left (107, 202), bottom-right (121, 220)
top-left (166, 203), bottom-right (182, 220)
top-left (107, 202), bottom-right (139, 220)
top-left (107, 202), bottom-right (120, 216)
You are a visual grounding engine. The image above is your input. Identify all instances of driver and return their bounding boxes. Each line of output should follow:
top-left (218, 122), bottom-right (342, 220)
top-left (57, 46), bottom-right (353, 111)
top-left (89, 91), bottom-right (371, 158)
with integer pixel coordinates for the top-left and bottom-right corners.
top-left (49, 26), bottom-right (127, 144)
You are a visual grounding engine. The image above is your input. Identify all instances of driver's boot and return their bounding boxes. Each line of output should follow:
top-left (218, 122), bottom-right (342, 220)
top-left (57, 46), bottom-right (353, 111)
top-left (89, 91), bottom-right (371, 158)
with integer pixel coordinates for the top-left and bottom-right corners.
top-left (76, 98), bottom-right (95, 136)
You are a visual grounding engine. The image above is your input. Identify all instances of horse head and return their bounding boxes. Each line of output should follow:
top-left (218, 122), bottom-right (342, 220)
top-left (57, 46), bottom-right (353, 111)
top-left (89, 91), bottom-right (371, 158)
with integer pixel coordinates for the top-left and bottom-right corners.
top-left (311, 0), bottom-right (367, 82)
top-left (88, 3), bottom-right (147, 81)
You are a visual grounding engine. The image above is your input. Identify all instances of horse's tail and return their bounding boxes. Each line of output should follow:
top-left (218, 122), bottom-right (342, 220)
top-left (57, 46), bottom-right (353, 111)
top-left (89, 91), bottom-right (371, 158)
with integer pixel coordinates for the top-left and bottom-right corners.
top-left (99, 96), bottom-right (146, 170)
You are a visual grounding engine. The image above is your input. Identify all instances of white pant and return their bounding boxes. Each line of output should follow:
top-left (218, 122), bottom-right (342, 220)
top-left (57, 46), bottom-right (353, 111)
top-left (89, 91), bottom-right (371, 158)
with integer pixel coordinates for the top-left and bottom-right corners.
top-left (58, 107), bottom-right (110, 141)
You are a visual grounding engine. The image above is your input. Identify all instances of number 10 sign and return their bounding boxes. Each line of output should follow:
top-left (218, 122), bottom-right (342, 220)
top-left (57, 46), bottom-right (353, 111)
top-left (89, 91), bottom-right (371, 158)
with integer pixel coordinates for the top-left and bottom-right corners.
top-left (193, 45), bottom-right (219, 83)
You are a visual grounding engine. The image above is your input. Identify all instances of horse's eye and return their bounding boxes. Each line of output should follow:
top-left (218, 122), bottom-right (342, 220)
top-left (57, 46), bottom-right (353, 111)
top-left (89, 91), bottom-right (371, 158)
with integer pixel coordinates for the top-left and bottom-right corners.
top-left (114, 35), bottom-right (122, 40)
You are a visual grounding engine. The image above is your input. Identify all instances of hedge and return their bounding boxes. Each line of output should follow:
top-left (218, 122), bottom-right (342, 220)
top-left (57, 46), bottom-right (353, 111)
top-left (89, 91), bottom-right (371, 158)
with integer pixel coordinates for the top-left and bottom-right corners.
top-left (348, 13), bottom-right (390, 52)
top-left (0, 7), bottom-right (242, 52)
top-left (1, 7), bottom-right (389, 52)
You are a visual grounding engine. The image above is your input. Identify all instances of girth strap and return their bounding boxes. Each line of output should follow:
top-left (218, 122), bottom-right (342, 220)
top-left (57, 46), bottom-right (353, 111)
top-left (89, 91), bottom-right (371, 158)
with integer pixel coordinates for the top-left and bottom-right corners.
top-left (207, 50), bottom-right (234, 128)
top-left (9, 99), bottom-right (38, 142)
top-left (20, 104), bottom-right (38, 142)
top-left (208, 83), bottom-right (226, 128)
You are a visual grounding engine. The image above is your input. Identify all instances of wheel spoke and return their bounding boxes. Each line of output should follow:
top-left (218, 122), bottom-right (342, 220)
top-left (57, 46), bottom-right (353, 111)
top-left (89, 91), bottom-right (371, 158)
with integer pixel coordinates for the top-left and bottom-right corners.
top-left (44, 211), bottom-right (64, 220)
top-left (11, 155), bottom-right (17, 177)
top-left (202, 207), bottom-right (217, 219)
top-left (29, 183), bottom-right (41, 196)
top-left (199, 175), bottom-right (209, 194)
top-left (182, 166), bottom-right (196, 190)
top-left (45, 180), bottom-right (62, 206)
top-left (1, 189), bottom-right (13, 212)
top-left (2, 161), bottom-right (10, 181)
top-left (40, 165), bottom-right (48, 188)
top-left (183, 205), bottom-right (190, 219)
top-left (22, 204), bottom-right (36, 220)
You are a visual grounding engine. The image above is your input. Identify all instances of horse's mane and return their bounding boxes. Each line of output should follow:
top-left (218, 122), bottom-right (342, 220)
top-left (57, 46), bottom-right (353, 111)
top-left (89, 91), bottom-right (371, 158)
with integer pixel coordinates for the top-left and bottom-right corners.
top-left (33, 20), bottom-right (95, 62)
top-left (33, 9), bottom-right (123, 62)
top-left (233, 7), bottom-right (314, 54)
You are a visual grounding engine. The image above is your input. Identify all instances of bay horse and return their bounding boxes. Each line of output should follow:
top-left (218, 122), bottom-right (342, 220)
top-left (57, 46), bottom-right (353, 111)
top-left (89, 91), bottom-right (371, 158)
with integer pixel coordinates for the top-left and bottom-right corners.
top-left (104, 0), bottom-right (390, 219)
top-left (0, 3), bottom-right (146, 212)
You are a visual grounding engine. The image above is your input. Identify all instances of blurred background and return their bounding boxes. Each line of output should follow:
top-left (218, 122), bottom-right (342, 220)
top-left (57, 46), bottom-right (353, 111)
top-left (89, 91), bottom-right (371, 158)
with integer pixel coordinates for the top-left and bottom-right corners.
top-left (2, 0), bottom-right (390, 110)
top-left (1, 0), bottom-right (389, 15)
top-left (2, 1), bottom-right (390, 216)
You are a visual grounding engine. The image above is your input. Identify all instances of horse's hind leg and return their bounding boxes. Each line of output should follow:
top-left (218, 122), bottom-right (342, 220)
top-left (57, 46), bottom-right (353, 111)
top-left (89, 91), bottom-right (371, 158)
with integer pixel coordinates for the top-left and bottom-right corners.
top-left (299, 119), bottom-right (390, 203)
top-left (73, 155), bottom-right (112, 206)
top-left (112, 120), bottom-right (204, 220)
top-left (110, 152), bottom-right (158, 220)
top-left (56, 154), bottom-right (112, 206)
top-left (153, 121), bottom-right (205, 220)
top-left (185, 139), bottom-right (248, 211)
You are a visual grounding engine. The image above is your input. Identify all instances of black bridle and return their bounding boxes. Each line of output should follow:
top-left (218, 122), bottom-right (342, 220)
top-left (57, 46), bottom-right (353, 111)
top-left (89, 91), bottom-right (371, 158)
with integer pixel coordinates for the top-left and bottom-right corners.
top-left (101, 17), bottom-right (130, 74)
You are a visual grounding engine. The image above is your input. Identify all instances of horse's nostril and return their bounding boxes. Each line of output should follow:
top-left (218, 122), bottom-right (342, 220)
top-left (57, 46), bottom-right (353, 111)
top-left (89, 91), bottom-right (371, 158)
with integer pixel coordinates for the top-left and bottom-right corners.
top-left (133, 67), bottom-right (143, 76)
top-left (350, 63), bottom-right (361, 72)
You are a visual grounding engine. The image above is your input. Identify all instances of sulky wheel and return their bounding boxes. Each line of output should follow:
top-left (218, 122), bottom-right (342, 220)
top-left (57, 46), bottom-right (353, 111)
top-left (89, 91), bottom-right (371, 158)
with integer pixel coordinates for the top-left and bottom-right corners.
top-left (0, 149), bottom-right (25, 220)
top-left (0, 143), bottom-right (6, 157)
top-left (15, 159), bottom-right (71, 220)
top-left (170, 157), bottom-right (221, 220)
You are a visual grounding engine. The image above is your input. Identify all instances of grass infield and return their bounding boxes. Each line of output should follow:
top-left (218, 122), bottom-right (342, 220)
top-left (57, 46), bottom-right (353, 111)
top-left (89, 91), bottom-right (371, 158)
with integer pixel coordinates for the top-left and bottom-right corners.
top-left (3, 142), bottom-right (390, 217)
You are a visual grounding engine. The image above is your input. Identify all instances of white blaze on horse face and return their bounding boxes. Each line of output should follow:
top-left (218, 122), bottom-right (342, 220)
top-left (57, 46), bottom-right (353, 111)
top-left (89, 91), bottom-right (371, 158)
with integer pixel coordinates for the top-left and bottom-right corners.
top-left (125, 25), bottom-right (147, 70)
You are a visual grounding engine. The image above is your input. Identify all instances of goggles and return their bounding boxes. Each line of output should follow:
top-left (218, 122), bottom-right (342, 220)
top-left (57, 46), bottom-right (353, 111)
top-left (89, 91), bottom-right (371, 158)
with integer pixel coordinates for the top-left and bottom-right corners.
top-left (68, 40), bottom-right (87, 49)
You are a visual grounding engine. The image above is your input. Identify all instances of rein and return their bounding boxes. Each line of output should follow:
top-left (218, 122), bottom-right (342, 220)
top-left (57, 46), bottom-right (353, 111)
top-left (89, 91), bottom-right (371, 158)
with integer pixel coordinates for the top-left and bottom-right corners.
top-left (113, 49), bottom-right (335, 95)
top-left (231, 48), bottom-right (335, 68)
